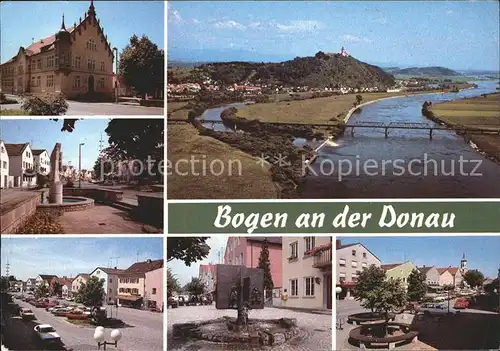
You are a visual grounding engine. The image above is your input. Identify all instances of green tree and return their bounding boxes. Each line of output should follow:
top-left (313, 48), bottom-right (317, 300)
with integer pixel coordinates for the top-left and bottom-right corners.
top-left (407, 269), bottom-right (427, 302)
top-left (257, 239), bottom-right (274, 298)
top-left (372, 278), bottom-right (407, 336)
top-left (185, 277), bottom-right (206, 296)
top-left (0, 277), bottom-right (9, 291)
top-left (167, 237), bottom-right (210, 266)
top-left (352, 265), bottom-right (387, 312)
top-left (50, 280), bottom-right (63, 297)
top-left (356, 94), bottom-right (363, 105)
top-left (167, 268), bottom-right (181, 297)
top-left (76, 276), bottom-right (105, 307)
top-left (35, 284), bottom-right (49, 299)
top-left (93, 154), bottom-right (114, 181)
top-left (119, 34), bottom-right (164, 98)
top-left (463, 269), bottom-right (485, 288)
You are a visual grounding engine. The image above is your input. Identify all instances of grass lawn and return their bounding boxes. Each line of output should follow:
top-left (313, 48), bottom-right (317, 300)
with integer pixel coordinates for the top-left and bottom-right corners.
top-left (167, 101), bottom-right (191, 120)
top-left (235, 92), bottom-right (405, 123)
top-left (167, 124), bottom-right (279, 199)
top-left (0, 109), bottom-right (25, 116)
top-left (431, 93), bottom-right (500, 161)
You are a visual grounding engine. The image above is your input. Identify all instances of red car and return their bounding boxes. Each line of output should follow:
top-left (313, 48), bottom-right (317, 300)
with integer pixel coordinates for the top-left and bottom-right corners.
top-left (454, 297), bottom-right (469, 309)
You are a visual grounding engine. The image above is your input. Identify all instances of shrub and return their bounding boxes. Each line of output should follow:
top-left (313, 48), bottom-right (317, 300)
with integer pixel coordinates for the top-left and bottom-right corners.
top-left (21, 92), bottom-right (68, 115)
top-left (17, 210), bottom-right (64, 234)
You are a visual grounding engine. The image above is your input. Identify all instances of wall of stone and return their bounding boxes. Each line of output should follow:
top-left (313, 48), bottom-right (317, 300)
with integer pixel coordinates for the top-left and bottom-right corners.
top-left (0, 193), bottom-right (40, 234)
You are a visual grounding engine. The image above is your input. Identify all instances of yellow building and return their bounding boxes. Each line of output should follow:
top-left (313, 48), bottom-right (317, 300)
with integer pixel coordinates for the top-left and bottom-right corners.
top-left (0, 0), bottom-right (114, 100)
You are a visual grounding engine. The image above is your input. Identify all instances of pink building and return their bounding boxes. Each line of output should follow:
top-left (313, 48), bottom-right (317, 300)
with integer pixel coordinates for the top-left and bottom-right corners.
top-left (224, 237), bottom-right (282, 289)
top-left (145, 265), bottom-right (163, 311)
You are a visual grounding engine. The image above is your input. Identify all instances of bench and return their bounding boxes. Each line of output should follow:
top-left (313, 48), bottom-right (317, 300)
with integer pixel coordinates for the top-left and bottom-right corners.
top-left (349, 325), bottom-right (419, 350)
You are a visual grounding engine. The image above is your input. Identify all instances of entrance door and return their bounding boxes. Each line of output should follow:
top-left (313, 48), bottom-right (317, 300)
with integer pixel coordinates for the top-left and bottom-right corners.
top-left (325, 273), bottom-right (332, 309)
top-left (88, 75), bottom-right (95, 93)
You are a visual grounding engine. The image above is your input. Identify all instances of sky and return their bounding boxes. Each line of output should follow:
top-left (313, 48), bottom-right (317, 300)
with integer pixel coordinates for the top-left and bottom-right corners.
top-left (339, 236), bottom-right (500, 278)
top-left (167, 235), bottom-right (228, 286)
top-left (0, 119), bottom-right (113, 170)
top-left (0, 237), bottom-right (163, 281)
top-left (168, 1), bottom-right (500, 71)
top-left (0, 1), bottom-right (164, 67)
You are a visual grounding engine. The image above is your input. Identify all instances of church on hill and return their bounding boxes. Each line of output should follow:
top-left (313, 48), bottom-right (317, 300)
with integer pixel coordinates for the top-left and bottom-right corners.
top-left (0, 0), bottom-right (114, 100)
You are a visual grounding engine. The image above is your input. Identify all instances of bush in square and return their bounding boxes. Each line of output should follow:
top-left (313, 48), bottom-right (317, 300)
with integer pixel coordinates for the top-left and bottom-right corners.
top-left (21, 92), bottom-right (68, 115)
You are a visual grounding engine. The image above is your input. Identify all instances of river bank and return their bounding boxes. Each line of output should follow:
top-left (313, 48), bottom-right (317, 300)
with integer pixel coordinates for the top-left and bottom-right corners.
top-left (423, 92), bottom-right (500, 163)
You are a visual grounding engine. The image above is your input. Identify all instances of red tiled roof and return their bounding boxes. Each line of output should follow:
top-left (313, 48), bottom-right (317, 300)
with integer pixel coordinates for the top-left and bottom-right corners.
top-left (437, 268), bottom-right (450, 275)
top-left (246, 237), bottom-right (282, 245)
top-left (32, 149), bottom-right (47, 156)
top-left (448, 268), bottom-right (460, 275)
top-left (39, 274), bottom-right (58, 281)
top-left (92, 267), bottom-right (126, 275)
top-left (5, 143), bottom-right (29, 156)
top-left (75, 273), bottom-right (90, 279)
top-left (417, 266), bottom-right (434, 274)
top-left (124, 259), bottom-right (163, 274)
top-left (24, 27), bottom-right (75, 57)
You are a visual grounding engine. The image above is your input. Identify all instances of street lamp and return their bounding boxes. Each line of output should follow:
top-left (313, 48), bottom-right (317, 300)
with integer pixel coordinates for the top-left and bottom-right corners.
top-left (335, 286), bottom-right (342, 300)
top-left (93, 327), bottom-right (122, 350)
top-left (79, 143), bottom-right (85, 188)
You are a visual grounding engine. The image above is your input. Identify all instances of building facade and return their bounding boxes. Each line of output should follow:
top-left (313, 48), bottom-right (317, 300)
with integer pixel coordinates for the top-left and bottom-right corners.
top-left (437, 269), bottom-right (454, 286)
top-left (224, 237), bottom-right (283, 292)
top-left (117, 259), bottom-right (163, 309)
top-left (5, 143), bottom-right (36, 188)
top-left (90, 267), bottom-right (124, 304)
top-left (0, 140), bottom-right (12, 188)
top-left (382, 261), bottom-right (416, 289)
top-left (71, 273), bottom-right (90, 295)
top-left (282, 236), bottom-right (333, 310)
top-left (336, 240), bottom-right (381, 299)
top-left (417, 266), bottom-right (440, 287)
top-left (35, 274), bottom-right (58, 287)
top-left (199, 264), bottom-right (217, 295)
top-left (32, 149), bottom-right (50, 175)
top-left (25, 278), bottom-right (36, 292)
top-left (144, 266), bottom-right (163, 311)
top-left (0, 1), bottom-right (114, 100)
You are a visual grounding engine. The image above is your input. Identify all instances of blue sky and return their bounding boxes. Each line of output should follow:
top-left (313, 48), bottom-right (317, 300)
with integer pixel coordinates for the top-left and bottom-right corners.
top-left (168, 1), bottom-right (500, 70)
top-left (168, 235), bottom-right (228, 285)
top-left (0, 237), bottom-right (163, 281)
top-left (1, 1), bottom-right (164, 66)
top-left (0, 119), bottom-right (112, 170)
top-left (339, 236), bottom-right (500, 278)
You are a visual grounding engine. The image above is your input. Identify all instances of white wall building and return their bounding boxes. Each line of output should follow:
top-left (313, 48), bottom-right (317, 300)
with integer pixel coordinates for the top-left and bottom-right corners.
top-left (0, 140), bottom-right (12, 188)
top-left (5, 143), bottom-right (36, 187)
top-left (32, 149), bottom-right (50, 175)
top-left (72, 273), bottom-right (90, 295)
top-left (90, 267), bottom-right (124, 304)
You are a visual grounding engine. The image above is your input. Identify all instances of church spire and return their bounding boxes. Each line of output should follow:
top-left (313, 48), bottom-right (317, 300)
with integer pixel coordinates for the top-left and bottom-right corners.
top-left (60, 13), bottom-right (67, 31)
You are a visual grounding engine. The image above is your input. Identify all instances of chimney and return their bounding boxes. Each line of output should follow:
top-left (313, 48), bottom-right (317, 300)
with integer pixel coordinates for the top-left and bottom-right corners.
top-left (336, 239), bottom-right (341, 250)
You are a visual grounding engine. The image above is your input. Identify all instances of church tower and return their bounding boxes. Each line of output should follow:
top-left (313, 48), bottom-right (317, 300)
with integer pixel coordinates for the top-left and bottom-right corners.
top-left (460, 253), bottom-right (468, 273)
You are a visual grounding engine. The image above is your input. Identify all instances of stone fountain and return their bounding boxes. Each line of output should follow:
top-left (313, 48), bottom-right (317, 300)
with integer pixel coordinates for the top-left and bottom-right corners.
top-left (49, 143), bottom-right (63, 204)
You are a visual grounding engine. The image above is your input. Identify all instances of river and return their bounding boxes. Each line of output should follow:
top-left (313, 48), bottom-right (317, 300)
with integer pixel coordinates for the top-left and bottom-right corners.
top-left (300, 81), bottom-right (500, 198)
top-left (200, 81), bottom-right (500, 198)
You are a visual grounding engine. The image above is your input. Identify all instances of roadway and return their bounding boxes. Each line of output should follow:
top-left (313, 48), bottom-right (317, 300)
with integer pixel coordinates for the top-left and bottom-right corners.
top-left (14, 298), bottom-right (163, 351)
top-left (1, 96), bottom-right (163, 116)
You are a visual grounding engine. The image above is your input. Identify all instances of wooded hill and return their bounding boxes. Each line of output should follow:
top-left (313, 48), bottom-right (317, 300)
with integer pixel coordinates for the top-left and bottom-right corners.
top-left (174, 52), bottom-right (396, 88)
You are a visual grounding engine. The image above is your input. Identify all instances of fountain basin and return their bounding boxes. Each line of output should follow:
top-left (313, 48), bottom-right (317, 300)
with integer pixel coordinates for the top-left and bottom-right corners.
top-left (37, 196), bottom-right (94, 215)
top-left (348, 322), bottom-right (419, 349)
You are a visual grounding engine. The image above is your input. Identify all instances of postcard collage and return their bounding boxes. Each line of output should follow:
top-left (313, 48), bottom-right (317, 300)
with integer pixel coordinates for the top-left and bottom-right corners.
top-left (0, 1), bottom-right (499, 350)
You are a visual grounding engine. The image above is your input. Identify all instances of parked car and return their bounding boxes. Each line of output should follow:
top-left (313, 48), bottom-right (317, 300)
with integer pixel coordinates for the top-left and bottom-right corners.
top-left (167, 296), bottom-right (178, 308)
top-left (52, 308), bottom-right (71, 317)
top-left (20, 308), bottom-right (36, 320)
top-left (418, 303), bottom-right (460, 316)
top-left (34, 324), bottom-right (61, 346)
top-left (454, 297), bottom-right (469, 309)
top-left (45, 302), bottom-right (59, 311)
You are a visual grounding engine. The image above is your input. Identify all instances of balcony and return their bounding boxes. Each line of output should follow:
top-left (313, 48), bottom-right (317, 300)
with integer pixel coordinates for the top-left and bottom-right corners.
top-left (313, 246), bottom-right (332, 270)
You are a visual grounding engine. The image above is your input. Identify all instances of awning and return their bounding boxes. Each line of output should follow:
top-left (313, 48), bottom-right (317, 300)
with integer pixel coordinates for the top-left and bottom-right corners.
top-left (117, 295), bottom-right (142, 302)
top-left (341, 282), bottom-right (356, 287)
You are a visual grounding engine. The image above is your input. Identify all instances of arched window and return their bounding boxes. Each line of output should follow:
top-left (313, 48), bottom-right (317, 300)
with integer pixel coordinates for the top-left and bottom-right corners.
top-left (86, 38), bottom-right (97, 51)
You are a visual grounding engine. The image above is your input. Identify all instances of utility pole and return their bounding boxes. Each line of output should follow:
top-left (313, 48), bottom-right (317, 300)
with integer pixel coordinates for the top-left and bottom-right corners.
top-left (98, 133), bottom-right (104, 155)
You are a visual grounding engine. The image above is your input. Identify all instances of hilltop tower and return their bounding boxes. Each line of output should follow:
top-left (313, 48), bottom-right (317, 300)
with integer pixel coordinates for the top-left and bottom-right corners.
top-left (460, 252), bottom-right (468, 273)
top-left (341, 46), bottom-right (349, 57)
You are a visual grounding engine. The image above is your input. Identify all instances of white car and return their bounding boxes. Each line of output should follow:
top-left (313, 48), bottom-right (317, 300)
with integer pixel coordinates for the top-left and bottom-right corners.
top-left (419, 303), bottom-right (460, 315)
top-left (34, 324), bottom-right (61, 344)
top-left (20, 308), bottom-right (36, 320)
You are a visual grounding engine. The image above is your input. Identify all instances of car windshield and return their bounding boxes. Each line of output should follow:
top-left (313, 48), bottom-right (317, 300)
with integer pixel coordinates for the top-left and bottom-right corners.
top-left (40, 327), bottom-right (56, 333)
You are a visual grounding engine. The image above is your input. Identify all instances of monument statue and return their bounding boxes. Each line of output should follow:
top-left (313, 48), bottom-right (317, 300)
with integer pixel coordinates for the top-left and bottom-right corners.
top-left (49, 143), bottom-right (63, 204)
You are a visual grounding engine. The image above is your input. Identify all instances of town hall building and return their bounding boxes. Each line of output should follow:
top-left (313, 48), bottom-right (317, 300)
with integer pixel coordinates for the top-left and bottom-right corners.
top-left (0, 0), bottom-right (114, 100)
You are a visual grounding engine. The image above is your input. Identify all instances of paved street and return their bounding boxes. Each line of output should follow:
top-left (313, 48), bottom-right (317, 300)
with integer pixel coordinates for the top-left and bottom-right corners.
top-left (14, 299), bottom-right (163, 351)
top-left (167, 305), bottom-right (332, 350)
top-left (1, 99), bottom-right (163, 116)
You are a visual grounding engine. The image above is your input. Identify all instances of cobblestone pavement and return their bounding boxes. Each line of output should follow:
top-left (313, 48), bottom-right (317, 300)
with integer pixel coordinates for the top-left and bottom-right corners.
top-left (167, 305), bottom-right (332, 350)
top-left (15, 299), bottom-right (163, 351)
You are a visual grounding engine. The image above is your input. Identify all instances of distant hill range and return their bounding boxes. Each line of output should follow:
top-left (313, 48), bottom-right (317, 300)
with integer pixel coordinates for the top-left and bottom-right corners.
top-left (383, 66), bottom-right (462, 77)
top-left (172, 51), bottom-right (395, 88)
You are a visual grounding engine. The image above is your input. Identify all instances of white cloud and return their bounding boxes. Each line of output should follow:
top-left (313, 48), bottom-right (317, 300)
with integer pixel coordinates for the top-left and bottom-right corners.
top-left (248, 22), bottom-right (263, 29)
top-left (276, 20), bottom-right (324, 33)
top-left (446, 10), bottom-right (454, 15)
top-left (168, 5), bottom-right (183, 25)
top-left (214, 20), bottom-right (246, 30)
top-left (341, 34), bottom-right (372, 43)
top-left (373, 17), bottom-right (388, 24)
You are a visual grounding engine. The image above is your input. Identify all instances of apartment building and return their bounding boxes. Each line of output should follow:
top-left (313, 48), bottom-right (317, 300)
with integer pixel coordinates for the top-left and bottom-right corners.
top-left (117, 259), bottom-right (163, 309)
top-left (90, 267), bottom-right (125, 304)
top-left (282, 236), bottom-right (333, 310)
